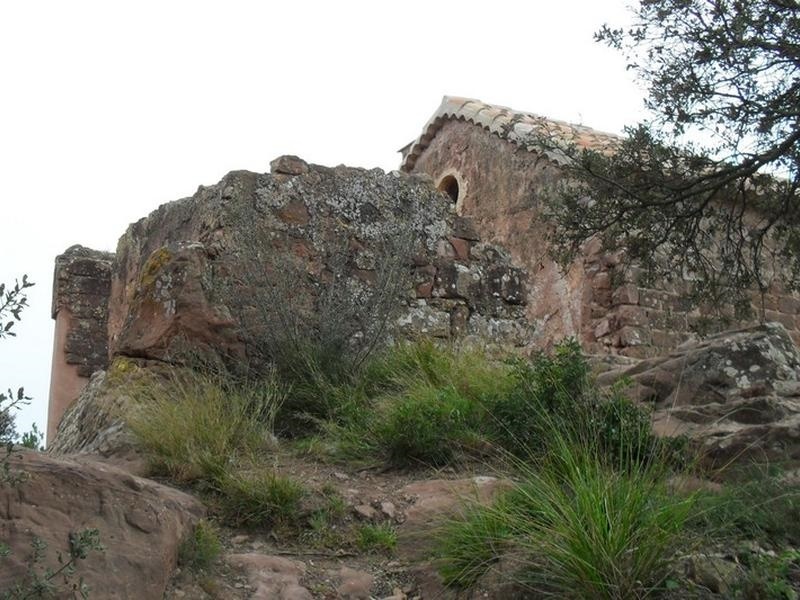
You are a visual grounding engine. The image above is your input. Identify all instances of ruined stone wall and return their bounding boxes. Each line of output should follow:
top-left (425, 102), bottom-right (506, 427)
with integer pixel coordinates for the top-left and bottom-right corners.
top-left (409, 119), bottom-right (800, 356)
top-left (48, 246), bottom-right (113, 441)
top-left (105, 157), bottom-right (531, 368)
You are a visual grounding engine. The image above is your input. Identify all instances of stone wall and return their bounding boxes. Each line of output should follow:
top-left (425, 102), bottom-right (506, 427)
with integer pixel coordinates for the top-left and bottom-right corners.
top-left (48, 245), bottom-right (113, 442)
top-left (408, 119), bottom-right (800, 356)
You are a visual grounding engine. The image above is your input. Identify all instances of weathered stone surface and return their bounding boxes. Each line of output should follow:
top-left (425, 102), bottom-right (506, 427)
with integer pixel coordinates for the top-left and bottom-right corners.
top-left (115, 241), bottom-right (245, 364)
top-left (48, 363), bottom-right (150, 468)
top-left (407, 112), bottom-right (800, 355)
top-left (0, 450), bottom-right (203, 598)
top-left (336, 566), bottom-right (374, 599)
top-left (48, 245), bottom-right (114, 442)
top-left (107, 162), bottom-right (530, 365)
top-left (270, 154), bottom-right (310, 176)
top-left (227, 553), bottom-right (312, 600)
top-left (597, 323), bottom-right (800, 468)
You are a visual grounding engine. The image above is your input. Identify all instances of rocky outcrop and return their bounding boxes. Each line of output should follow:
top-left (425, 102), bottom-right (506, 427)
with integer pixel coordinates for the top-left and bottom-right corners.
top-left (597, 323), bottom-right (800, 469)
top-left (105, 157), bottom-right (531, 368)
top-left (0, 450), bottom-right (203, 598)
top-left (47, 365), bottom-right (148, 470)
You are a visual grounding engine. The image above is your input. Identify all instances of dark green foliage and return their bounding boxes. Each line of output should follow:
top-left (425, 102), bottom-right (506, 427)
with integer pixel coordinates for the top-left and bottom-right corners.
top-left (374, 385), bottom-right (480, 467)
top-left (488, 339), bottom-right (590, 455)
top-left (0, 276), bottom-right (35, 445)
top-left (215, 471), bottom-right (305, 528)
top-left (546, 0), bottom-right (800, 313)
top-left (437, 504), bottom-right (514, 588)
top-left (321, 338), bottom-right (683, 471)
top-left (19, 424), bottom-right (43, 451)
top-left (487, 339), bottom-right (682, 471)
top-left (437, 432), bottom-right (694, 598)
top-left (1, 529), bottom-right (103, 600)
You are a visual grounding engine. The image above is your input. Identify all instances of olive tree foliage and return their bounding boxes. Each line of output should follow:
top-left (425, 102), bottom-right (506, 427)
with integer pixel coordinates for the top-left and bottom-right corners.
top-left (544, 0), bottom-right (800, 317)
top-left (0, 276), bottom-right (34, 443)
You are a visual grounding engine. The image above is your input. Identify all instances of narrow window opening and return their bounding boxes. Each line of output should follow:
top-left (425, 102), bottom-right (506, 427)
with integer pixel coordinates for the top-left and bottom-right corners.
top-left (438, 175), bottom-right (460, 203)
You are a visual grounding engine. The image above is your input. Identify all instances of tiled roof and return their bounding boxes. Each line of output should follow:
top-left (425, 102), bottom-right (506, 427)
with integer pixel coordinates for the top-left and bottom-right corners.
top-left (400, 96), bottom-right (621, 172)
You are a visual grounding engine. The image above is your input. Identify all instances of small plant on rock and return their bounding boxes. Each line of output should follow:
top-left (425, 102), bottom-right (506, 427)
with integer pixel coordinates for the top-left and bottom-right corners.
top-left (355, 523), bottom-right (397, 554)
top-left (1, 529), bottom-right (103, 600)
top-left (178, 520), bottom-right (222, 573)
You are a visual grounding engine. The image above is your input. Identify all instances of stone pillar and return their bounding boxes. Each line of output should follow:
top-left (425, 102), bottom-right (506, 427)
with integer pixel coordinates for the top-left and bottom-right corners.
top-left (47, 245), bottom-right (113, 444)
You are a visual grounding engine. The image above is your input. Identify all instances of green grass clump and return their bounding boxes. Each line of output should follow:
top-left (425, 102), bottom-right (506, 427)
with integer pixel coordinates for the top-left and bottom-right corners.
top-left (437, 431), bottom-right (695, 598)
top-left (324, 340), bottom-right (507, 467)
top-left (127, 369), bottom-right (285, 483)
top-left (437, 503), bottom-right (515, 588)
top-left (355, 523), bottom-right (397, 553)
top-left (179, 519), bottom-right (222, 572)
top-left (374, 384), bottom-right (483, 466)
top-left (322, 338), bottom-right (684, 470)
top-left (216, 470), bottom-right (305, 528)
top-left (127, 368), bottom-right (308, 529)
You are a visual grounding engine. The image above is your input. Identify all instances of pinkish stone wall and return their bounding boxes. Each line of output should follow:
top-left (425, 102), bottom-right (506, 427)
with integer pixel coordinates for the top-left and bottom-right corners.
top-left (48, 245), bottom-right (113, 442)
top-left (408, 119), bottom-right (800, 356)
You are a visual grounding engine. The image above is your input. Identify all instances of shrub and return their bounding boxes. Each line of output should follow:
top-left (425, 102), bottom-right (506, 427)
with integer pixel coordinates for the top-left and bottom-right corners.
top-left (179, 520), bottom-right (222, 572)
top-left (437, 503), bottom-right (515, 588)
top-left (487, 339), bottom-right (685, 471)
top-left (325, 340), bottom-right (507, 467)
top-left (374, 384), bottom-right (483, 467)
top-left (1, 529), bottom-right (103, 600)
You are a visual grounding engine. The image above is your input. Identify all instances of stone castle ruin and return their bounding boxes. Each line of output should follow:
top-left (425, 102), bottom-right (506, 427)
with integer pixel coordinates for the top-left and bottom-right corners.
top-left (47, 96), bottom-right (800, 463)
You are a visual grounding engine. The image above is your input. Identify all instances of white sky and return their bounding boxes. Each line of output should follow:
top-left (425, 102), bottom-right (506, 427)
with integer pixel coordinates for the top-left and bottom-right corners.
top-left (0, 0), bottom-right (645, 443)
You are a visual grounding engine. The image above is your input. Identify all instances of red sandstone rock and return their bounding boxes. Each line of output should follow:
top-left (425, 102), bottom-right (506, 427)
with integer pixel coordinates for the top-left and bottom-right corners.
top-left (115, 242), bottom-right (245, 363)
top-left (0, 450), bottom-right (203, 598)
top-left (227, 553), bottom-right (312, 600)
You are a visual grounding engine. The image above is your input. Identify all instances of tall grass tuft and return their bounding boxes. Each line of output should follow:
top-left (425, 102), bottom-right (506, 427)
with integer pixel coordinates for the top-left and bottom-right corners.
top-left (437, 388), bottom-right (695, 599)
top-left (127, 369), bottom-right (286, 483)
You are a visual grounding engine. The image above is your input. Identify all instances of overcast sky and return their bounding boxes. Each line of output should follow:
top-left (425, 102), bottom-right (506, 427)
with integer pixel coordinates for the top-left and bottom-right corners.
top-left (0, 0), bottom-right (646, 442)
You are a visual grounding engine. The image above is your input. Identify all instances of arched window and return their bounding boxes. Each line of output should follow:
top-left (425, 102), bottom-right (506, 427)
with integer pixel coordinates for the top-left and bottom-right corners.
top-left (438, 174), bottom-right (460, 203)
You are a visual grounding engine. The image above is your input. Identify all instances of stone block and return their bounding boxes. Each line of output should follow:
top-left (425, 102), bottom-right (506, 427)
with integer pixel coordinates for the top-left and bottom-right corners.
top-left (617, 326), bottom-right (650, 347)
top-left (450, 304), bottom-right (470, 337)
top-left (449, 236), bottom-right (471, 261)
top-left (276, 198), bottom-right (310, 226)
top-left (269, 154), bottom-right (309, 175)
top-left (612, 283), bottom-right (639, 306)
top-left (614, 304), bottom-right (649, 327)
top-left (452, 216), bottom-right (480, 241)
top-left (778, 295), bottom-right (800, 315)
top-left (396, 303), bottom-right (450, 338)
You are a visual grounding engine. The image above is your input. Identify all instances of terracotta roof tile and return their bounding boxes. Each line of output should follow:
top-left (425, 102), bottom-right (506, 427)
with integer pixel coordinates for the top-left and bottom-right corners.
top-left (400, 96), bottom-right (621, 172)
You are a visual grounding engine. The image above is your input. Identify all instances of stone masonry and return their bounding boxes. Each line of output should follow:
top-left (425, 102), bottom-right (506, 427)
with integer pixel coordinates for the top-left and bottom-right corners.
top-left (401, 96), bottom-right (800, 357)
top-left (48, 245), bottom-right (113, 442)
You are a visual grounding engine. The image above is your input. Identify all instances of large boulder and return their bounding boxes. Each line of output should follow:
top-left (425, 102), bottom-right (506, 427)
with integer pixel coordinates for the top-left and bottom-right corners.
top-left (597, 322), bottom-right (800, 469)
top-left (0, 450), bottom-right (203, 598)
